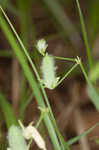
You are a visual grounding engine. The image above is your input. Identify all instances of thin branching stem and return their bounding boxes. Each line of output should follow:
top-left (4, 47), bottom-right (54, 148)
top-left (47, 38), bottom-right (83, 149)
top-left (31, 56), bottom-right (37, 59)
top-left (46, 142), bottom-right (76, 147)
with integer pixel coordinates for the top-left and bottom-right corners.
top-left (79, 62), bottom-right (90, 85)
top-left (56, 63), bottom-right (78, 87)
top-left (54, 56), bottom-right (75, 62)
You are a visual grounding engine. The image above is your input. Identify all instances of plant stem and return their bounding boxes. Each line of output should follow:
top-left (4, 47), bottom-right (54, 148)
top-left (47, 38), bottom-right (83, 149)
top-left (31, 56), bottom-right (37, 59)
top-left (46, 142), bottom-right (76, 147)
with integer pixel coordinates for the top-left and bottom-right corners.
top-left (27, 138), bottom-right (32, 150)
top-left (75, 0), bottom-right (93, 70)
top-left (54, 56), bottom-right (75, 62)
top-left (56, 63), bottom-right (78, 87)
top-left (79, 62), bottom-right (90, 85)
top-left (35, 112), bottom-right (47, 128)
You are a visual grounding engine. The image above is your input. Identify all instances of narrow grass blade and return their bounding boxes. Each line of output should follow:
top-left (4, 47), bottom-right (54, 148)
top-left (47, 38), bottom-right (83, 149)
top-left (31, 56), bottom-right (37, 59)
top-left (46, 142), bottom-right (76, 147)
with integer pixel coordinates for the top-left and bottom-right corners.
top-left (67, 122), bottom-right (99, 146)
top-left (88, 1), bottom-right (99, 41)
top-left (89, 61), bottom-right (99, 82)
top-left (17, 0), bottom-right (32, 45)
top-left (56, 63), bottom-right (78, 87)
top-left (79, 62), bottom-right (99, 110)
top-left (0, 93), bottom-right (17, 128)
top-left (87, 85), bottom-right (99, 111)
top-left (75, 0), bottom-right (93, 69)
top-left (54, 56), bottom-right (75, 62)
top-left (18, 73), bottom-right (28, 120)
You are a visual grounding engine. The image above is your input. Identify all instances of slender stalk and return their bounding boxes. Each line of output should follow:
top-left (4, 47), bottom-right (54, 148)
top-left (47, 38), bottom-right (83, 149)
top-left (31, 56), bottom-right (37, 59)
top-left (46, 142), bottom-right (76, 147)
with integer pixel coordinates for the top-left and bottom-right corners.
top-left (35, 112), bottom-right (47, 129)
top-left (56, 63), bottom-right (78, 87)
top-left (75, 0), bottom-right (93, 69)
top-left (75, 56), bottom-right (90, 85)
top-left (54, 56), bottom-right (75, 62)
top-left (18, 120), bottom-right (25, 130)
top-left (27, 138), bottom-right (32, 150)
top-left (79, 62), bottom-right (90, 85)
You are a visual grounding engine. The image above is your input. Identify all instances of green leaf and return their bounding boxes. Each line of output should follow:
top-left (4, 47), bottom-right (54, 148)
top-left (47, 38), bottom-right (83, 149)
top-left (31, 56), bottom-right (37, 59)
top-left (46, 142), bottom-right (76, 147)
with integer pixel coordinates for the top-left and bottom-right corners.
top-left (87, 85), bottom-right (99, 111)
top-left (89, 62), bottom-right (99, 82)
top-left (0, 93), bottom-right (17, 128)
top-left (88, 1), bottom-right (99, 40)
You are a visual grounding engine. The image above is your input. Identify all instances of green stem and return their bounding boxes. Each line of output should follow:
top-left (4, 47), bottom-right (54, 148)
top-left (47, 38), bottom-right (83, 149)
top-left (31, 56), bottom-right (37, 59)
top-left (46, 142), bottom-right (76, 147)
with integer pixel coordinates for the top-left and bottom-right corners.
top-left (56, 63), bottom-right (78, 87)
top-left (27, 138), bottom-right (32, 150)
top-left (75, 0), bottom-right (93, 69)
top-left (35, 112), bottom-right (46, 129)
top-left (54, 56), bottom-right (75, 62)
top-left (79, 62), bottom-right (90, 85)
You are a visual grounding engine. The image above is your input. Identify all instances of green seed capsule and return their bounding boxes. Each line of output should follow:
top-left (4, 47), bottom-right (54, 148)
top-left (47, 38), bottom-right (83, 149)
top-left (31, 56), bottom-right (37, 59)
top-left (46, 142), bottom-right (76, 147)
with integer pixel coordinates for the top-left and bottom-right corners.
top-left (8, 125), bottom-right (27, 150)
top-left (41, 54), bottom-right (59, 89)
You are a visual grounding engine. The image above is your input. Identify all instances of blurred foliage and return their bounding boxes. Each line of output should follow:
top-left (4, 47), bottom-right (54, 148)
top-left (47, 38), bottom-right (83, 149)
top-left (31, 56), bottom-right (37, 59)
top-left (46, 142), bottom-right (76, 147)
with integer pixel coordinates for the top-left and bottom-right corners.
top-left (87, 0), bottom-right (99, 41)
top-left (0, 93), bottom-right (17, 129)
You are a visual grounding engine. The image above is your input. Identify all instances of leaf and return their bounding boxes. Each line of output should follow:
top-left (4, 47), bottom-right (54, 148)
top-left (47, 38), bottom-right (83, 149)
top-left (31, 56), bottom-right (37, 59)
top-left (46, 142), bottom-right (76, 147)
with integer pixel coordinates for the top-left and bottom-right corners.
top-left (89, 62), bottom-right (99, 82)
top-left (87, 85), bottom-right (99, 111)
top-left (0, 93), bottom-right (17, 128)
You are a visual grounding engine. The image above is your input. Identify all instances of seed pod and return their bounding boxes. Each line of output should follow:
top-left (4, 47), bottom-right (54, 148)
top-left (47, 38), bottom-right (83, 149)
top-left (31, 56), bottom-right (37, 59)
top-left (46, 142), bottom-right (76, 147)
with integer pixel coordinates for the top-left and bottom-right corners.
top-left (36, 39), bottom-right (48, 56)
top-left (8, 125), bottom-right (27, 150)
top-left (23, 125), bottom-right (46, 150)
top-left (41, 54), bottom-right (59, 89)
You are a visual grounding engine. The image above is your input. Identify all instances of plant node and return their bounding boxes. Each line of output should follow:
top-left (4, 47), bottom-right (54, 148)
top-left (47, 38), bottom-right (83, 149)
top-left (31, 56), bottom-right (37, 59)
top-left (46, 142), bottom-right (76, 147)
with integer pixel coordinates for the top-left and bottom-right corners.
top-left (75, 56), bottom-right (81, 64)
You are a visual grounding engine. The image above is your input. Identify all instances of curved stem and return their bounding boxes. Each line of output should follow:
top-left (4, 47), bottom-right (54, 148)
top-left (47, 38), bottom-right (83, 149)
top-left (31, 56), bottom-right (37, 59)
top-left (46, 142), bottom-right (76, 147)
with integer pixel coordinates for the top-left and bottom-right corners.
top-left (75, 0), bottom-right (93, 69)
top-left (56, 63), bottom-right (78, 87)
